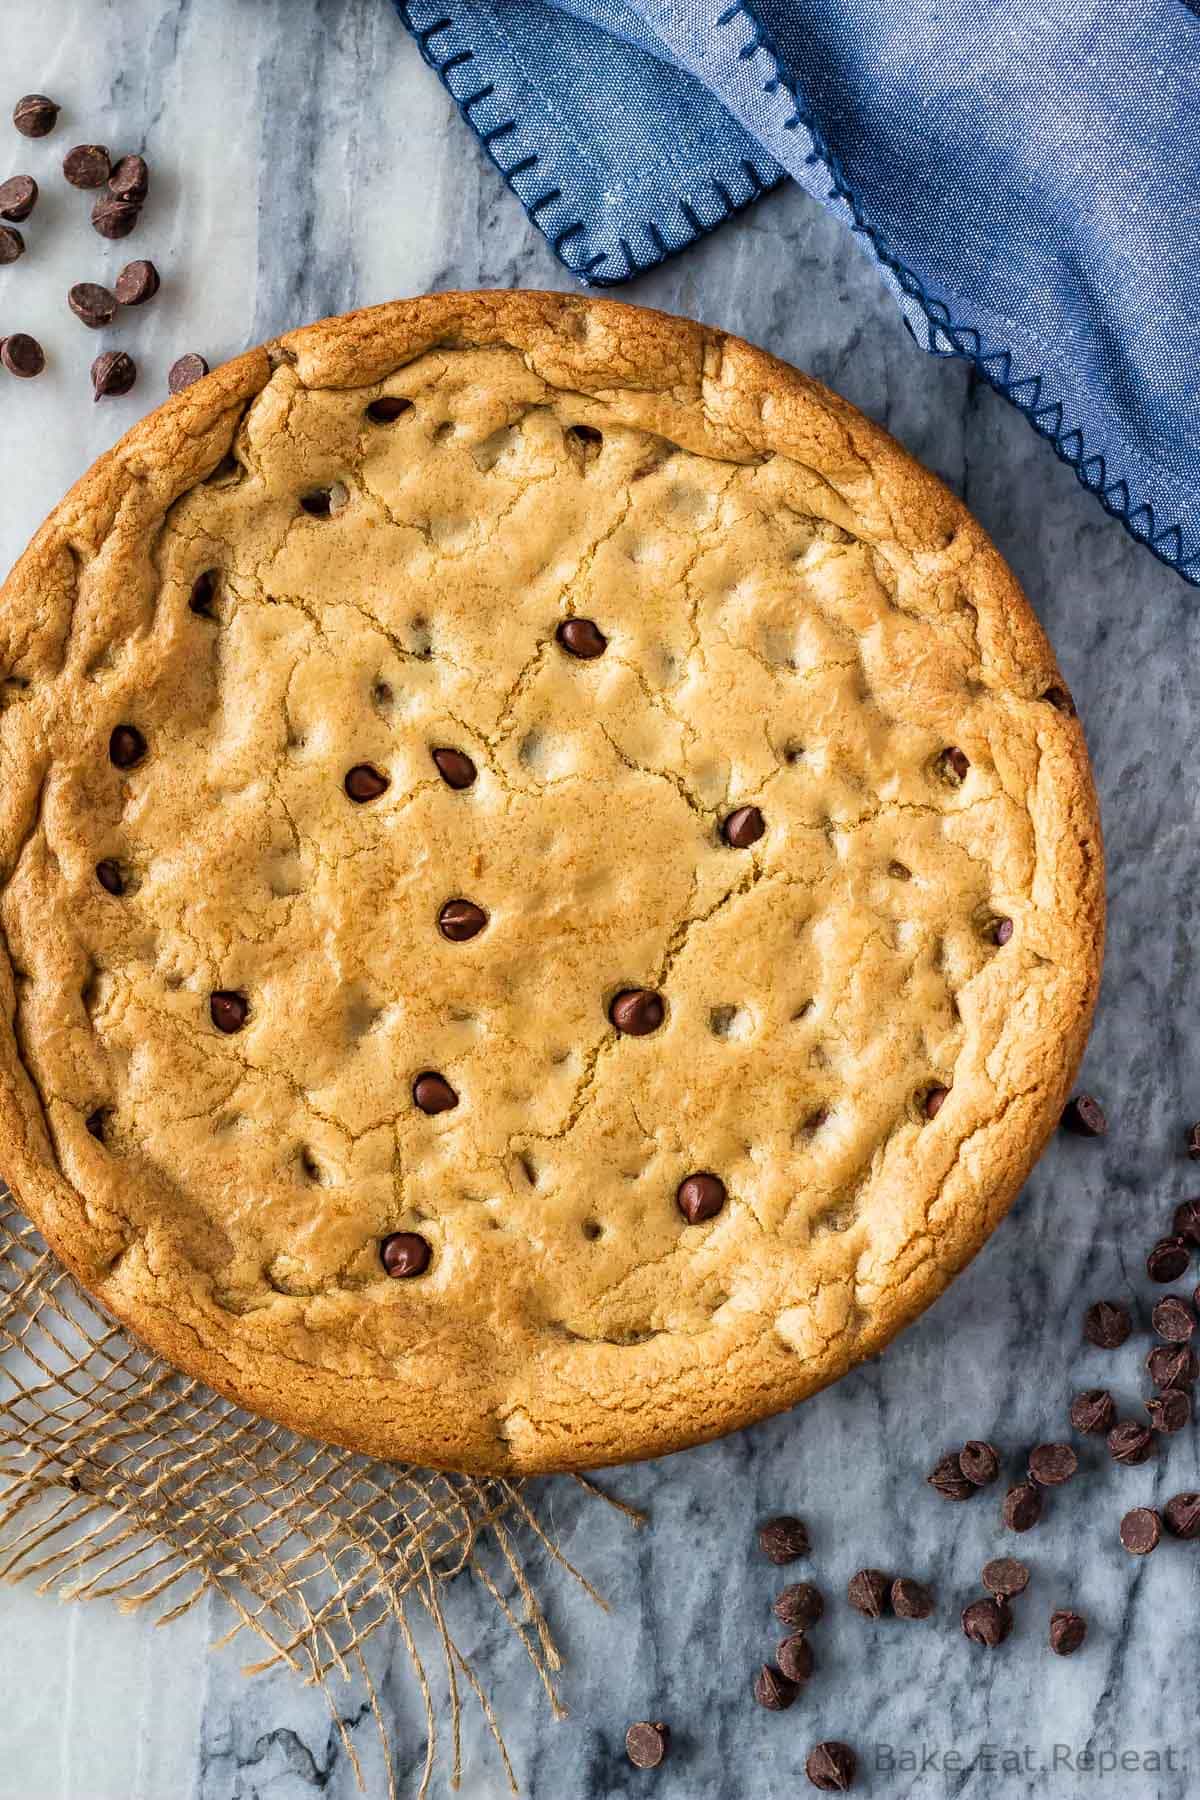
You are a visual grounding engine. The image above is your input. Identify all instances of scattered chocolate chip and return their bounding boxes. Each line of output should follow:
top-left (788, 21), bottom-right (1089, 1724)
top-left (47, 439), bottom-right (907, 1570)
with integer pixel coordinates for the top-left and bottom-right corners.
top-left (1147, 1236), bottom-right (1191, 1283)
top-left (91, 194), bottom-right (140, 238)
top-left (63, 144), bottom-right (111, 188)
top-left (1042, 684), bottom-right (1076, 715)
top-left (366, 395), bottom-right (413, 423)
top-left (1028, 1442), bottom-right (1078, 1487)
top-left (189, 571), bottom-right (218, 617)
top-left (210, 990), bottom-right (248, 1033)
top-left (380, 1231), bottom-right (431, 1278)
top-left (1069, 1388), bottom-right (1116, 1434)
top-left (1153, 1295), bottom-right (1195, 1342)
top-left (1148, 1343), bottom-right (1199, 1388)
top-left (91, 350), bottom-right (136, 400)
top-left (300, 488), bottom-right (340, 517)
top-left (1049, 1610), bottom-right (1087, 1656)
top-left (85, 1108), bottom-right (107, 1141)
top-left (108, 724), bottom-right (146, 768)
top-left (1146, 1387), bottom-right (1191, 1434)
top-left (1002, 1482), bottom-right (1043, 1532)
top-left (108, 153), bottom-right (149, 203)
top-left (676, 1172), bottom-right (726, 1225)
top-left (431, 747), bottom-right (477, 790)
top-left (758, 1515), bottom-right (809, 1564)
top-left (962, 1596), bottom-right (1012, 1647)
top-left (924, 1085), bottom-right (950, 1120)
top-left (1173, 1198), bottom-right (1200, 1245)
top-left (1084, 1299), bottom-right (1132, 1348)
top-left (114, 258), bottom-right (159, 306)
top-left (13, 95), bottom-right (60, 139)
top-left (1163, 1492), bottom-right (1200, 1539)
top-left (777, 1633), bottom-right (814, 1684)
top-left (438, 899), bottom-right (487, 942)
top-left (1188, 1123), bottom-right (1200, 1161)
top-left (168, 352), bottom-right (209, 394)
top-left (753, 1664), bottom-right (797, 1711)
top-left (936, 746), bottom-right (970, 785)
top-left (0, 225), bottom-right (25, 264)
top-left (1062, 1093), bottom-right (1107, 1136)
top-left (1107, 1420), bottom-right (1155, 1466)
top-left (847, 1569), bottom-right (891, 1617)
top-left (773, 1582), bottom-right (823, 1630)
top-left (891, 1577), bottom-right (934, 1620)
top-left (805, 1742), bottom-right (857, 1793)
top-left (610, 988), bottom-right (664, 1036)
top-left (95, 859), bottom-right (124, 897)
top-left (68, 282), bottom-right (118, 329)
top-left (990, 915), bottom-right (1014, 946)
top-left (722, 805), bottom-right (765, 849)
top-left (960, 1440), bottom-right (1000, 1487)
top-left (928, 1452), bottom-right (975, 1501)
top-left (0, 333), bottom-right (44, 377)
top-left (556, 617), bottom-right (607, 659)
top-left (0, 176), bottom-right (37, 222)
top-left (1119, 1507), bottom-right (1162, 1555)
top-left (413, 1071), bottom-right (458, 1115)
top-left (344, 763), bottom-right (389, 803)
top-left (982, 1557), bottom-right (1030, 1598)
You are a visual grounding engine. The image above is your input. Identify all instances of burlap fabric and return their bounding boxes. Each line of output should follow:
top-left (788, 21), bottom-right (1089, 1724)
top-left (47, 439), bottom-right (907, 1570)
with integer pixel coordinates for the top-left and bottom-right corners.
top-left (0, 1189), bottom-right (638, 1797)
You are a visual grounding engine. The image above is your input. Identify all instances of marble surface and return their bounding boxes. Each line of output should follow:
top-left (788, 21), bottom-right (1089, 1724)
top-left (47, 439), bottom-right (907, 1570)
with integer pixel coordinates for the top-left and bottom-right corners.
top-left (1, 3), bottom-right (1197, 1796)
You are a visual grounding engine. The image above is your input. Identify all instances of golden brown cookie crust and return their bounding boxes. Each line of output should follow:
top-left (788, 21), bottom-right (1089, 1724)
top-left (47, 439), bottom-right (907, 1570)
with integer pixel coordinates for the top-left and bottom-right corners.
top-left (0, 292), bottom-right (1103, 1472)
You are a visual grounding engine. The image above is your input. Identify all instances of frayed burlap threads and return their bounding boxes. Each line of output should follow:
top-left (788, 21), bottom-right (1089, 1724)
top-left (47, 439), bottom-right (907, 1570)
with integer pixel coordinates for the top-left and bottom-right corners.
top-left (0, 1191), bottom-right (642, 1797)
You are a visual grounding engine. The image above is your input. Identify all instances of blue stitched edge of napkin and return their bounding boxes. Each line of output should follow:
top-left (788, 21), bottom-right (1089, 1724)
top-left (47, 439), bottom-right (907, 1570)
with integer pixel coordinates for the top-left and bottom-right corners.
top-left (397, 0), bottom-right (1199, 587)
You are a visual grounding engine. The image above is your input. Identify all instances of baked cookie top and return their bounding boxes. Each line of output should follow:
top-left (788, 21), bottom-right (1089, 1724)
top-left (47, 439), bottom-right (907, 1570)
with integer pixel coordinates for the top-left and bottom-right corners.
top-left (0, 293), bottom-right (1103, 1472)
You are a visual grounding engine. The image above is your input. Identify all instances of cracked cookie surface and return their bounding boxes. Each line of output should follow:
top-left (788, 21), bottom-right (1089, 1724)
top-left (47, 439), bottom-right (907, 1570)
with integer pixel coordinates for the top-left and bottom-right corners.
top-left (0, 292), bottom-right (1103, 1472)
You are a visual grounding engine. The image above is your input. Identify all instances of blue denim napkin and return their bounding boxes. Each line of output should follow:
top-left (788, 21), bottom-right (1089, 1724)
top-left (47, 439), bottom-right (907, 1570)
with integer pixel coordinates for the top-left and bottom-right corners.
top-left (398, 0), bottom-right (1200, 584)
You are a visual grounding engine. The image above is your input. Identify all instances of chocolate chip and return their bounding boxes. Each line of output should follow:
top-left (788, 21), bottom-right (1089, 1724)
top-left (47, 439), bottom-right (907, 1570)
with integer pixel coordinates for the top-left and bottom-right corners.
top-left (936, 746), bottom-right (970, 785)
top-left (13, 95), bottom-right (60, 139)
top-left (91, 350), bottom-right (136, 400)
top-left (189, 571), bottom-right (218, 618)
top-left (676, 1172), bottom-right (726, 1225)
top-left (0, 176), bottom-right (37, 222)
top-left (610, 988), bottom-right (664, 1036)
top-left (344, 763), bottom-right (389, 803)
top-left (114, 258), bottom-right (159, 306)
top-left (1153, 1295), bottom-right (1195, 1342)
top-left (625, 1721), bottom-right (670, 1770)
top-left (773, 1582), bottom-right (823, 1630)
top-left (108, 154), bottom-right (149, 203)
top-left (1163, 1491), bottom-right (1200, 1539)
top-left (0, 225), bottom-right (25, 264)
top-left (95, 859), bottom-right (124, 897)
top-left (68, 282), bottom-right (118, 329)
top-left (1119, 1507), bottom-right (1162, 1555)
top-left (959, 1440), bottom-right (1000, 1487)
top-left (982, 1557), bottom-right (1029, 1598)
top-left (0, 333), bottom-right (44, 377)
top-left (990, 916), bottom-right (1014, 946)
top-left (1148, 1343), bottom-right (1198, 1388)
top-left (1062, 1093), bottom-right (1107, 1136)
top-left (890, 1577), bottom-right (934, 1620)
top-left (1002, 1483), bottom-right (1043, 1532)
top-left (64, 144), bottom-right (111, 188)
top-left (431, 747), bottom-right (477, 790)
top-left (91, 194), bottom-right (140, 238)
top-left (1049, 1610), bottom-right (1087, 1656)
top-left (722, 805), bottom-right (765, 849)
top-left (1028, 1442), bottom-right (1078, 1486)
top-left (168, 353), bottom-right (209, 394)
top-left (927, 1452), bottom-right (975, 1501)
top-left (1146, 1387), bottom-right (1191, 1434)
top-left (413, 1072), bottom-right (458, 1115)
top-left (438, 899), bottom-right (487, 942)
top-left (758, 1515), bottom-right (809, 1564)
top-left (1107, 1420), bottom-right (1155, 1466)
top-left (380, 1231), bottom-right (431, 1278)
top-left (961, 1596), bottom-right (1012, 1647)
top-left (209, 991), bottom-right (248, 1034)
top-left (366, 395), bottom-right (413, 423)
top-left (556, 617), bottom-right (607, 659)
top-left (777, 1634), bottom-right (814, 1684)
top-left (1083, 1299), bottom-right (1131, 1348)
top-left (805, 1742), bottom-right (857, 1792)
top-left (924, 1085), bottom-right (950, 1119)
top-left (1147, 1236), bottom-right (1191, 1282)
top-left (847, 1569), bottom-right (891, 1617)
top-left (85, 1107), bottom-right (107, 1141)
top-left (1069, 1388), bottom-right (1116, 1434)
top-left (1042, 684), bottom-right (1076, 715)
top-left (753, 1664), bottom-right (798, 1711)
top-left (108, 724), bottom-right (146, 769)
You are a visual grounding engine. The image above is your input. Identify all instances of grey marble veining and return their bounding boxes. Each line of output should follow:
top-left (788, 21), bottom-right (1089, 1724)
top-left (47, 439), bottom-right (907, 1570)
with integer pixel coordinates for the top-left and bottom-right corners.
top-left (1, 3), bottom-right (1198, 1796)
